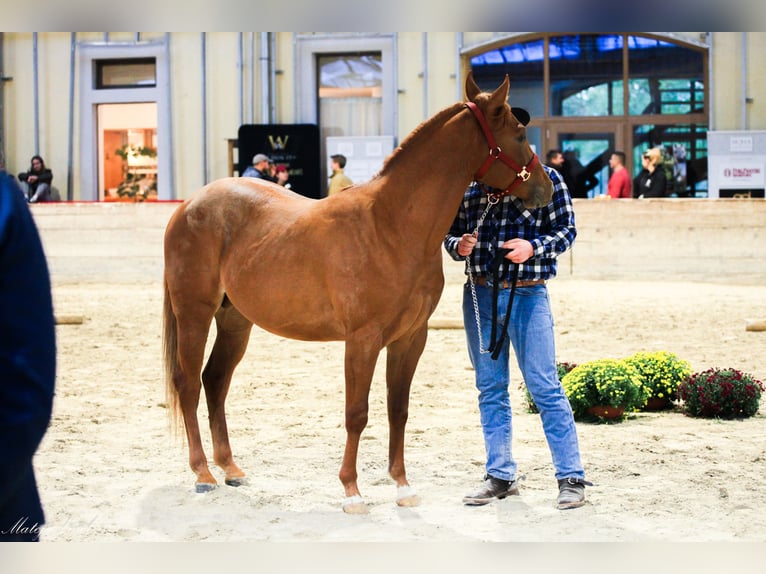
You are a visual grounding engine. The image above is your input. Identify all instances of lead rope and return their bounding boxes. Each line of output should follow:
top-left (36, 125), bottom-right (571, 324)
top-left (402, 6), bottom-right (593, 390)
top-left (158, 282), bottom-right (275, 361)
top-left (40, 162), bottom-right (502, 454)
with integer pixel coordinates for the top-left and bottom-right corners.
top-left (466, 198), bottom-right (497, 354)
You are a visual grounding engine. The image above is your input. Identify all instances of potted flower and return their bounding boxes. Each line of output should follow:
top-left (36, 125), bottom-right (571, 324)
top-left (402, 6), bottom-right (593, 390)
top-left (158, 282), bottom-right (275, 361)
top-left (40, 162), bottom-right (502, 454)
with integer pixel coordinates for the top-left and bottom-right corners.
top-left (562, 358), bottom-right (649, 422)
top-left (522, 361), bottom-right (577, 414)
top-left (678, 368), bottom-right (764, 419)
top-left (624, 351), bottom-right (692, 411)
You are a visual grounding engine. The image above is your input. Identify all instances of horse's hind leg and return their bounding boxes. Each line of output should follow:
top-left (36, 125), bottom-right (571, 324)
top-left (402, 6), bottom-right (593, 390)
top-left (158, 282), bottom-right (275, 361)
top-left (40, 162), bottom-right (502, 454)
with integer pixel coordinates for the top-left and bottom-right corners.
top-left (173, 309), bottom-right (220, 492)
top-left (202, 298), bottom-right (253, 487)
top-left (385, 323), bottom-right (428, 507)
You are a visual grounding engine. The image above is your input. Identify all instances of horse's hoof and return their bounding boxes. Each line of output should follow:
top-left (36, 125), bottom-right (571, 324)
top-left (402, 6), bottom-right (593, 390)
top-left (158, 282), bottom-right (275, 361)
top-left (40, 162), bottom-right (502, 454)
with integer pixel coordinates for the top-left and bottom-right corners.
top-left (225, 476), bottom-right (247, 487)
top-left (396, 485), bottom-right (420, 507)
top-left (195, 482), bottom-right (218, 493)
top-left (342, 495), bottom-right (369, 515)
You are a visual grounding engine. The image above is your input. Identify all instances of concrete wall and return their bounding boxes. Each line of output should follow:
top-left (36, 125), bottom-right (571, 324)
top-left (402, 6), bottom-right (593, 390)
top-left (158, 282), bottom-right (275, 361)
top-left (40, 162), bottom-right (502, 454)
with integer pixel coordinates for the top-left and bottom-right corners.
top-left (31, 199), bottom-right (766, 286)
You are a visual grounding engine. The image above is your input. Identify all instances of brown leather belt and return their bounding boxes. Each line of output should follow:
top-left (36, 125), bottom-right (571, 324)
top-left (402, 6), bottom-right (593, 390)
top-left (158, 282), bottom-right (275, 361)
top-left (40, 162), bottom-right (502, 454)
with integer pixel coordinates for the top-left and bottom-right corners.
top-left (474, 277), bottom-right (546, 289)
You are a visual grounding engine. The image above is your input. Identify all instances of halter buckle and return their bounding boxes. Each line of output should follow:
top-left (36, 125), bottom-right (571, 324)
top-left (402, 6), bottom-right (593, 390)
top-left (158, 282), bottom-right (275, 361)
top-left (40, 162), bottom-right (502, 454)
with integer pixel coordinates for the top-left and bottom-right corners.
top-left (518, 166), bottom-right (531, 182)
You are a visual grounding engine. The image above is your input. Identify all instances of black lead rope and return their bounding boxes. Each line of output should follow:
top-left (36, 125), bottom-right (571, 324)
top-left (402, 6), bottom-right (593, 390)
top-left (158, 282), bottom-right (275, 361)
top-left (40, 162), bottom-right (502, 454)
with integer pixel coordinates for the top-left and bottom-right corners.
top-left (487, 247), bottom-right (519, 360)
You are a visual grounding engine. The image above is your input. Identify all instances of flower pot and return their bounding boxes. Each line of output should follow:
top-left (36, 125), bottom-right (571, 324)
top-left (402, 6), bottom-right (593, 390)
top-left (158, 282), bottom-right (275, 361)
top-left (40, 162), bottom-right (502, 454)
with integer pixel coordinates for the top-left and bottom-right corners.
top-left (587, 405), bottom-right (625, 420)
top-left (643, 396), bottom-right (672, 411)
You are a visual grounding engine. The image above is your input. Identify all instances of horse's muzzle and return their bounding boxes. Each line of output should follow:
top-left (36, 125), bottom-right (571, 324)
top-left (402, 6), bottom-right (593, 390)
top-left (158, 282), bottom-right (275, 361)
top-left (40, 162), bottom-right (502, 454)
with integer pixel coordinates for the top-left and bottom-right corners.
top-left (522, 181), bottom-right (554, 209)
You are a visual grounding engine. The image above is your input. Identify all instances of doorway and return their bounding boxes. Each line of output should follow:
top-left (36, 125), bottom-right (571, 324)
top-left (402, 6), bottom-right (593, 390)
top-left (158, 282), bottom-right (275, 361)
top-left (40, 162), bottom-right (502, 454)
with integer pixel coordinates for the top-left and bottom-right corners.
top-left (97, 103), bottom-right (158, 201)
top-left (549, 125), bottom-right (620, 198)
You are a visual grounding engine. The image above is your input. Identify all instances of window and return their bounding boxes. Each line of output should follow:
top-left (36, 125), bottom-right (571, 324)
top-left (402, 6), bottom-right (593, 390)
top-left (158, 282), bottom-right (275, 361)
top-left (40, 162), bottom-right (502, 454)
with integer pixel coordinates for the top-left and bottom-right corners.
top-left (549, 34), bottom-right (624, 117)
top-left (627, 36), bottom-right (704, 116)
top-left (96, 58), bottom-right (157, 89)
top-left (317, 53), bottom-right (383, 137)
top-left (468, 33), bottom-right (709, 196)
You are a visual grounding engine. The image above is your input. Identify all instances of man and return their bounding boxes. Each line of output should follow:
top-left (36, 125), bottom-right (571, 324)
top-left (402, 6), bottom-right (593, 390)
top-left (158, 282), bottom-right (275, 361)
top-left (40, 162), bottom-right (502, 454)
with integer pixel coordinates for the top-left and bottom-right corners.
top-left (606, 151), bottom-right (631, 198)
top-left (0, 171), bottom-right (56, 541)
top-left (545, 149), bottom-right (565, 172)
top-left (242, 153), bottom-right (271, 179)
top-left (327, 154), bottom-right (353, 196)
top-left (545, 149), bottom-right (582, 198)
top-left (443, 165), bottom-right (591, 510)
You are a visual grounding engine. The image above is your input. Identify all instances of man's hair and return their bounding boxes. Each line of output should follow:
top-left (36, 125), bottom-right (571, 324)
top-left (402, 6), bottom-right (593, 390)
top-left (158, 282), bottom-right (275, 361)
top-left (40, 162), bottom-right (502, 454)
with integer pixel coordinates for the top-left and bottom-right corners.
top-left (546, 149), bottom-right (562, 163)
top-left (330, 154), bottom-right (347, 169)
top-left (612, 151), bottom-right (626, 164)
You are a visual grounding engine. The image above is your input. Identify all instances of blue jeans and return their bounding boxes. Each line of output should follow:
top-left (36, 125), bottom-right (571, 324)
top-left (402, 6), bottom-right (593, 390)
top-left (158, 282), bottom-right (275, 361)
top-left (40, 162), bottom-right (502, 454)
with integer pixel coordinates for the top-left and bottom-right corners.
top-left (462, 282), bottom-right (585, 482)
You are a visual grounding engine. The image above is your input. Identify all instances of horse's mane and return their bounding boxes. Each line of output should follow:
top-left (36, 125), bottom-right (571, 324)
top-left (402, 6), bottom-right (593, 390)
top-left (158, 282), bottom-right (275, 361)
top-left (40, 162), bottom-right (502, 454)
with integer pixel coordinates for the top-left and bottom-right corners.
top-left (374, 102), bottom-right (465, 179)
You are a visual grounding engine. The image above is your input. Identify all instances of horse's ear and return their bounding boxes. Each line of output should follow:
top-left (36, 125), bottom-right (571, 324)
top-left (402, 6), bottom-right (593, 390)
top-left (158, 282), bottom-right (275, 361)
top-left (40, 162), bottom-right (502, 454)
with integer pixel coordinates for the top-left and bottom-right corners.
top-left (465, 71), bottom-right (480, 101)
top-left (487, 74), bottom-right (510, 111)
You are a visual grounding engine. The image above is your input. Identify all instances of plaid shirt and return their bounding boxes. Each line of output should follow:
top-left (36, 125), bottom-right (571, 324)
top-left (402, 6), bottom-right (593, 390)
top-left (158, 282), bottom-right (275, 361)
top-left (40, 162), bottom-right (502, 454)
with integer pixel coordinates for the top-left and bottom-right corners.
top-left (444, 165), bottom-right (576, 282)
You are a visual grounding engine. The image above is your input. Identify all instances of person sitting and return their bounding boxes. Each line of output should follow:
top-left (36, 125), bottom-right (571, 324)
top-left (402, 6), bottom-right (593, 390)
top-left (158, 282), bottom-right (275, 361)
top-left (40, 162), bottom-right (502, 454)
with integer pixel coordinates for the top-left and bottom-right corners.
top-left (18, 155), bottom-right (53, 203)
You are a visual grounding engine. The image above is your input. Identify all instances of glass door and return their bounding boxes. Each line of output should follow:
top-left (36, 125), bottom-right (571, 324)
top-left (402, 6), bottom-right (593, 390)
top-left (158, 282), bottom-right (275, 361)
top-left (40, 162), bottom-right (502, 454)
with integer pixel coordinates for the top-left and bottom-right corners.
top-left (555, 131), bottom-right (614, 199)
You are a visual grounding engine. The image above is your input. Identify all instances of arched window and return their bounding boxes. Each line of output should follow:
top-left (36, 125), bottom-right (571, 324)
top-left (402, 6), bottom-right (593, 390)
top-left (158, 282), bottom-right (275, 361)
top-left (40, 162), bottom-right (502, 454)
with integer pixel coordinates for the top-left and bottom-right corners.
top-left (469, 33), bottom-right (708, 198)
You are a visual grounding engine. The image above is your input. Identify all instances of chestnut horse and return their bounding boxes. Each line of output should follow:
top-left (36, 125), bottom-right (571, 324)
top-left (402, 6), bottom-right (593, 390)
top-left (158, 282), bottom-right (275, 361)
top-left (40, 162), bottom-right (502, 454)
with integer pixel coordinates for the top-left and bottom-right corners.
top-left (162, 72), bottom-right (553, 514)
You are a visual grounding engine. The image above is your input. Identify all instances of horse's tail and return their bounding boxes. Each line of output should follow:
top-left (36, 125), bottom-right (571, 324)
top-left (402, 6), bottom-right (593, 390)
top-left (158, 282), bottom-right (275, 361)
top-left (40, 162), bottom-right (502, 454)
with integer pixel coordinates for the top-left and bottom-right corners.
top-left (162, 278), bottom-right (183, 440)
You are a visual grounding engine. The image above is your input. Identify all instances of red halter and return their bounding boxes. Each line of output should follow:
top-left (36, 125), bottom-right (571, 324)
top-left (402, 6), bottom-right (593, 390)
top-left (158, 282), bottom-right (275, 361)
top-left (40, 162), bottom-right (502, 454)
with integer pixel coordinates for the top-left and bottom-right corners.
top-left (464, 101), bottom-right (539, 200)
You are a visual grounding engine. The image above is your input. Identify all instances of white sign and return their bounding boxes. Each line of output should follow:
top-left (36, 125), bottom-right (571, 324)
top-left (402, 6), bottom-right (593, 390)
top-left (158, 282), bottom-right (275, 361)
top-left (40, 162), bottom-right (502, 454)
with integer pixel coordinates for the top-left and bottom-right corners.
top-left (730, 136), bottom-right (753, 153)
top-left (718, 158), bottom-right (765, 187)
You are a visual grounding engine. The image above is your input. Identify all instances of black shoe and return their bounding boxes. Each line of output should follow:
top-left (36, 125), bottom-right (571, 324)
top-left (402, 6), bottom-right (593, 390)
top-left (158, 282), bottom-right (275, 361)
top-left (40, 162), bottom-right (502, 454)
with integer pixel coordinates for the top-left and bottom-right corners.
top-left (556, 477), bottom-right (593, 510)
top-left (463, 474), bottom-right (522, 506)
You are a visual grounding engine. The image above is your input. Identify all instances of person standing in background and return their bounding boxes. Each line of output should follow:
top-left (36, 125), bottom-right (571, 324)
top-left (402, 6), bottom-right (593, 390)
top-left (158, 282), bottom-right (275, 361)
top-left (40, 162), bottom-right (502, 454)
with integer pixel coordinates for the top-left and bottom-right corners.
top-left (0, 171), bottom-right (57, 542)
top-left (633, 147), bottom-right (667, 198)
top-left (327, 154), bottom-right (353, 196)
top-left (242, 153), bottom-right (272, 180)
top-left (606, 151), bottom-right (631, 199)
top-left (275, 164), bottom-right (291, 189)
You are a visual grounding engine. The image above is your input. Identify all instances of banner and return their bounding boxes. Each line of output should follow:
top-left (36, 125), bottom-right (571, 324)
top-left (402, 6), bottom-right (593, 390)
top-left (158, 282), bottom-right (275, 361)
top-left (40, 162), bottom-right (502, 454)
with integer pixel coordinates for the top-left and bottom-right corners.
top-left (238, 124), bottom-right (320, 199)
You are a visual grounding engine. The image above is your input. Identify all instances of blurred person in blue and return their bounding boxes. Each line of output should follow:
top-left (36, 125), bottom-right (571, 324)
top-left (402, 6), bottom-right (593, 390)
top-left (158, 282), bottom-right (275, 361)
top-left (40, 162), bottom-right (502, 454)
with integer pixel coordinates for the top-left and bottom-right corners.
top-left (242, 153), bottom-right (272, 180)
top-left (0, 170), bottom-right (57, 542)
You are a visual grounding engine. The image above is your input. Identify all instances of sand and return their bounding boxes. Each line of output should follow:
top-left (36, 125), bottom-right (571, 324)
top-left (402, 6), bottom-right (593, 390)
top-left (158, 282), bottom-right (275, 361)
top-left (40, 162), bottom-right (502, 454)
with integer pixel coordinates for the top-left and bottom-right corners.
top-left (31, 264), bottom-right (766, 545)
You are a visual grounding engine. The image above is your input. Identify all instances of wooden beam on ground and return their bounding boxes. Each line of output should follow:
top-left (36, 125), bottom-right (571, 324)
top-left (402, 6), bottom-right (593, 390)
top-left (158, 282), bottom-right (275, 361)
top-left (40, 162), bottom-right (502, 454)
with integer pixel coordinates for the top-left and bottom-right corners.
top-left (428, 318), bottom-right (463, 330)
top-left (55, 314), bottom-right (85, 325)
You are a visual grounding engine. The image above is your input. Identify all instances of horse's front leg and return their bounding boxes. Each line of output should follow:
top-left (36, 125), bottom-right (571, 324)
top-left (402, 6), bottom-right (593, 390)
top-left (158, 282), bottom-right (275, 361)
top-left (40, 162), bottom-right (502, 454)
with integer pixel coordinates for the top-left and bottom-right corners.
top-left (385, 322), bottom-right (428, 508)
top-left (339, 333), bottom-right (382, 514)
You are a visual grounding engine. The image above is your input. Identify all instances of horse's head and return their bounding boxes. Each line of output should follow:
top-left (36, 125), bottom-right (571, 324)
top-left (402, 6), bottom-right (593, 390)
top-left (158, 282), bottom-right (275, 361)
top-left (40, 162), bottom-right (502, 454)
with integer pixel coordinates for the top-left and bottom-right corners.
top-left (465, 71), bottom-right (553, 209)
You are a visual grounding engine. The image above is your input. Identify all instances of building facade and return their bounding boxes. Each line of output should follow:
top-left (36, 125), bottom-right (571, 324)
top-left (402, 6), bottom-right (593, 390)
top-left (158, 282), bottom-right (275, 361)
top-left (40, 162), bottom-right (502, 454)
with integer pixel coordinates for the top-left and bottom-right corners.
top-left (1, 32), bottom-right (764, 201)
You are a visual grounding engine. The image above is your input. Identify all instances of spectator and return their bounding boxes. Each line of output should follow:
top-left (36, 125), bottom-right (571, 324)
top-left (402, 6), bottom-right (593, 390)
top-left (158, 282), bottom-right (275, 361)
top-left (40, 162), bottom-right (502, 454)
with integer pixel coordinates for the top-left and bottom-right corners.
top-left (606, 151), bottom-right (631, 198)
top-left (0, 171), bottom-right (57, 542)
top-left (18, 155), bottom-right (53, 203)
top-left (545, 149), bottom-right (565, 173)
top-left (327, 154), bottom-right (353, 196)
top-left (545, 149), bottom-right (577, 197)
top-left (242, 153), bottom-right (272, 180)
top-left (633, 147), bottom-right (667, 198)
top-left (275, 164), bottom-right (291, 189)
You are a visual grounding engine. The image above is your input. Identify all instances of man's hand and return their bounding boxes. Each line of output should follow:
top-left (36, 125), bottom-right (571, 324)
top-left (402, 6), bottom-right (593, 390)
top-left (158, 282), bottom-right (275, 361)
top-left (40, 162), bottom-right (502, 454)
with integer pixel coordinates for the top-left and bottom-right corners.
top-left (457, 233), bottom-right (477, 257)
top-left (501, 238), bottom-right (534, 263)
